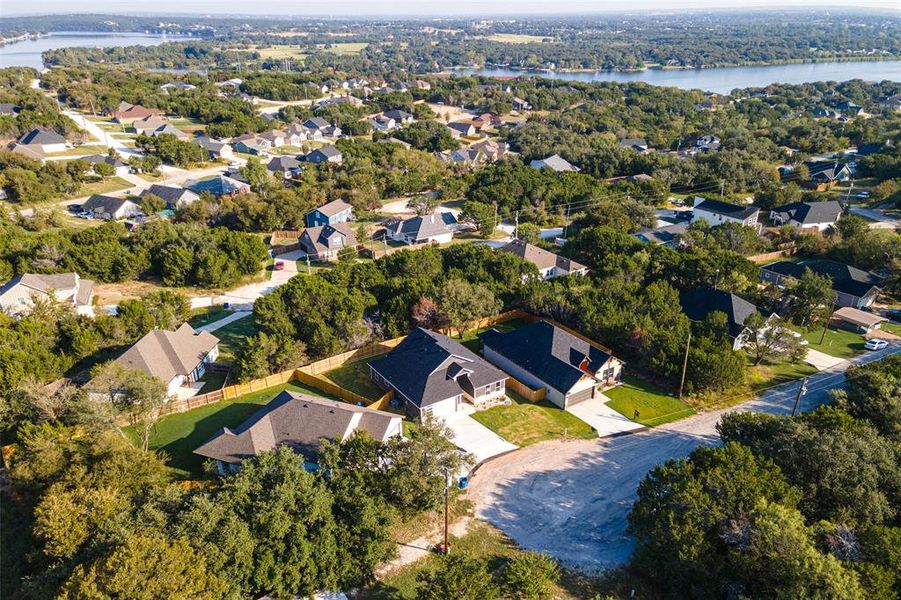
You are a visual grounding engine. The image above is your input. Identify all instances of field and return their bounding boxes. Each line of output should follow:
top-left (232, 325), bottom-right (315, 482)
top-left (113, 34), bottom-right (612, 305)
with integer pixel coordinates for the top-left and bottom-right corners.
top-left (126, 380), bottom-right (330, 478)
top-left (322, 360), bottom-right (386, 401)
top-left (50, 144), bottom-right (110, 157)
top-left (470, 393), bottom-right (596, 446)
top-left (250, 45), bottom-right (309, 60)
top-left (800, 326), bottom-right (866, 360)
top-left (604, 375), bottom-right (695, 427)
top-left (319, 42), bottom-right (368, 55)
top-left (484, 34), bottom-right (550, 44)
top-left (64, 176), bottom-right (132, 199)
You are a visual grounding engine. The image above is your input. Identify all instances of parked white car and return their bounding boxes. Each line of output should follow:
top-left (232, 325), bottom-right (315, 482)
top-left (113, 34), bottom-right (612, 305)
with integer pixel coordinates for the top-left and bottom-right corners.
top-left (864, 339), bottom-right (888, 351)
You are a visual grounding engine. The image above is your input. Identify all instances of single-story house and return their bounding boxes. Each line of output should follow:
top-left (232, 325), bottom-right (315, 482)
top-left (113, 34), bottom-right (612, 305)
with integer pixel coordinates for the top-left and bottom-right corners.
top-left (192, 136), bottom-right (234, 161)
top-left (302, 117), bottom-right (341, 137)
top-left (469, 139), bottom-right (509, 162)
top-left (267, 156), bottom-right (304, 178)
top-left (160, 82), bottom-right (196, 92)
top-left (383, 109), bottom-right (414, 124)
top-left (185, 175), bottom-right (251, 197)
top-left (369, 328), bottom-right (508, 420)
top-left (529, 154), bottom-right (579, 172)
top-left (386, 212), bottom-right (457, 245)
top-left (83, 154), bottom-right (131, 177)
top-left (770, 200), bottom-right (843, 231)
top-left (691, 197), bottom-right (759, 227)
top-left (618, 138), bottom-right (649, 152)
top-left (299, 223), bottom-right (358, 261)
top-left (8, 143), bottom-right (46, 162)
top-left (806, 161), bottom-right (852, 186)
top-left (693, 134), bottom-right (721, 152)
top-left (443, 147), bottom-right (487, 167)
top-left (480, 320), bottom-right (623, 409)
top-left (512, 97), bottom-right (532, 111)
top-left (232, 134), bottom-right (272, 155)
top-left (760, 259), bottom-right (881, 309)
top-left (258, 130), bottom-right (287, 147)
top-left (635, 222), bottom-right (690, 247)
top-left (82, 194), bottom-right (143, 221)
top-left (141, 184), bottom-right (200, 209)
top-left (498, 239), bottom-right (588, 280)
top-left (194, 391), bottom-right (402, 474)
top-left (0, 103), bottom-right (21, 116)
top-left (0, 272), bottom-right (94, 317)
top-left (368, 115), bottom-right (397, 131)
top-left (831, 306), bottom-right (887, 333)
top-left (679, 287), bottom-right (776, 350)
top-left (112, 323), bottom-right (219, 396)
top-left (306, 145), bottom-right (343, 165)
top-left (133, 115), bottom-right (169, 136)
top-left (111, 101), bottom-right (163, 125)
top-left (18, 128), bottom-right (67, 153)
top-left (473, 112), bottom-right (503, 128)
top-left (446, 122), bottom-right (476, 138)
top-left (305, 198), bottom-right (353, 228)
top-left (148, 123), bottom-right (189, 139)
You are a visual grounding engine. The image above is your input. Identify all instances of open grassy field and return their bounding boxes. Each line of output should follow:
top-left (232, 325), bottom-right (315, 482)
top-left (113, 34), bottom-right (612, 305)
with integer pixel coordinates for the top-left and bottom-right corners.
top-left (800, 326), bottom-right (866, 360)
top-left (125, 380), bottom-right (330, 478)
top-left (213, 315), bottom-right (260, 364)
top-left (322, 360), bottom-right (386, 401)
top-left (319, 42), bottom-right (369, 55)
top-left (484, 33), bottom-right (550, 43)
top-left (50, 144), bottom-right (110, 157)
top-left (470, 393), bottom-right (596, 446)
top-left (748, 359), bottom-right (818, 391)
top-left (63, 176), bottom-right (132, 200)
top-left (604, 375), bottom-right (695, 427)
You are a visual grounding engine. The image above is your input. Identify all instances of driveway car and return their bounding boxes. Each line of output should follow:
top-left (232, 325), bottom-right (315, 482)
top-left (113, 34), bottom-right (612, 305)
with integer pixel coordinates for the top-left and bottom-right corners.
top-left (864, 339), bottom-right (889, 351)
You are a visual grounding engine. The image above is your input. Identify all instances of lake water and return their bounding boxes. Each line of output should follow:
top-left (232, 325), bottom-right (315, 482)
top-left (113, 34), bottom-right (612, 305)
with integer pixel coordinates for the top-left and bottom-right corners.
top-left (457, 61), bottom-right (901, 94)
top-left (0, 31), bottom-right (194, 70)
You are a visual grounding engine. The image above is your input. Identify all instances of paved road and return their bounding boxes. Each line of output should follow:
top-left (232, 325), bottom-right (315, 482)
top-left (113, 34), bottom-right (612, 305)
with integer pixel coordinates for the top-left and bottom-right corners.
top-left (466, 344), bottom-right (901, 572)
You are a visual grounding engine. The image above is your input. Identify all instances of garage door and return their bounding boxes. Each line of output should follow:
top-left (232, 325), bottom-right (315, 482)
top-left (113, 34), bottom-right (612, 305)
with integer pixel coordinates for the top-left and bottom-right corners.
top-left (565, 386), bottom-right (596, 407)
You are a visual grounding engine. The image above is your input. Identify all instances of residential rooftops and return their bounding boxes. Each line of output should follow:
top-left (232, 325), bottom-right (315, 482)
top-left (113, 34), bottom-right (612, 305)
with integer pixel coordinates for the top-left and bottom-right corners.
top-left (679, 287), bottom-right (768, 339)
top-left (116, 323), bottom-right (219, 384)
top-left (771, 200), bottom-right (842, 226)
top-left (762, 259), bottom-right (880, 299)
top-left (498, 239), bottom-right (587, 274)
top-left (18, 128), bottom-right (66, 146)
top-left (693, 197), bottom-right (759, 220)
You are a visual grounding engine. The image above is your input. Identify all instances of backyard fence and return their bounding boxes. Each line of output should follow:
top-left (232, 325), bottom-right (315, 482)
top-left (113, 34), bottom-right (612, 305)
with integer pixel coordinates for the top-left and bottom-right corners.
top-left (271, 230), bottom-right (304, 241)
top-left (505, 376), bottom-right (546, 402)
top-left (747, 247), bottom-right (797, 264)
top-left (271, 243), bottom-right (302, 256)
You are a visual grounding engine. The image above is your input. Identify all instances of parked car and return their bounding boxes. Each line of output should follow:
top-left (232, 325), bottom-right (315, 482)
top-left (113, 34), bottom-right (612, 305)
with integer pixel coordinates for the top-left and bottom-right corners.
top-left (856, 191), bottom-right (870, 198)
top-left (273, 261), bottom-right (285, 271)
top-left (887, 309), bottom-right (901, 323)
top-left (864, 339), bottom-right (888, 351)
top-left (67, 204), bottom-right (82, 213)
top-left (76, 211), bottom-right (94, 219)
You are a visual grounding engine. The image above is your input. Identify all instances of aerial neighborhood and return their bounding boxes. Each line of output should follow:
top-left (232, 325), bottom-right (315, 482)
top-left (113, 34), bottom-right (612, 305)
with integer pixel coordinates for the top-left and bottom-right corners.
top-left (1, 9), bottom-right (899, 600)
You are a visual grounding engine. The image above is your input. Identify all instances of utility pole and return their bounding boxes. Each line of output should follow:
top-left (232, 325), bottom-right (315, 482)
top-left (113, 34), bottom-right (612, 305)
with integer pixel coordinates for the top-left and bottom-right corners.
top-left (306, 255), bottom-right (311, 275)
top-left (818, 301), bottom-right (835, 345)
top-left (845, 182), bottom-right (854, 205)
top-left (443, 468), bottom-right (450, 555)
top-left (562, 202), bottom-right (572, 240)
top-left (678, 331), bottom-right (692, 401)
top-left (791, 377), bottom-right (808, 417)
top-left (720, 180), bottom-right (725, 197)
top-left (493, 202), bottom-right (498, 233)
top-left (513, 210), bottom-right (519, 240)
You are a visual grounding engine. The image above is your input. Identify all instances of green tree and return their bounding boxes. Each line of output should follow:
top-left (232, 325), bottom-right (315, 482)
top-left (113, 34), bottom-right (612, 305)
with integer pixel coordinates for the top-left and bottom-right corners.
top-left (743, 312), bottom-right (807, 366)
top-left (461, 200), bottom-right (497, 238)
top-left (92, 161), bottom-right (115, 178)
top-left (139, 192), bottom-right (166, 214)
top-left (84, 363), bottom-right (169, 451)
top-left (240, 156), bottom-right (275, 198)
top-left (416, 553), bottom-right (497, 600)
top-left (516, 222), bottom-right (542, 244)
top-left (786, 268), bottom-right (836, 326)
top-left (502, 552), bottom-right (561, 600)
top-left (433, 278), bottom-right (501, 338)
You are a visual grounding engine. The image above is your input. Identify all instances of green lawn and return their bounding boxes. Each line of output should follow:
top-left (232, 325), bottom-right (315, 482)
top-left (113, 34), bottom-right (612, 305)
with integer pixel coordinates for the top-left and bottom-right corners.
top-left (126, 380), bottom-right (327, 478)
top-left (189, 305), bottom-right (230, 328)
top-left (62, 176), bottom-right (132, 200)
top-left (604, 375), bottom-right (695, 427)
top-left (748, 359), bottom-right (818, 391)
top-left (214, 315), bottom-right (260, 364)
top-left (470, 392), bottom-right (595, 446)
top-left (50, 144), bottom-right (110, 157)
top-left (322, 360), bottom-right (385, 401)
top-left (800, 326), bottom-right (866, 360)
top-left (197, 370), bottom-right (227, 394)
top-left (881, 321), bottom-right (901, 337)
top-left (459, 317), bottom-right (530, 351)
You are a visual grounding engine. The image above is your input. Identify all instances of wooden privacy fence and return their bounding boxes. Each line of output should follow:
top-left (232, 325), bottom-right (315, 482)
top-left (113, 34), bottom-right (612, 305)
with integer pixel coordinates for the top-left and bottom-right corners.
top-left (505, 376), bottom-right (546, 402)
top-left (271, 243), bottom-right (302, 256)
top-left (747, 247), bottom-right (797, 264)
top-left (271, 230), bottom-right (304, 241)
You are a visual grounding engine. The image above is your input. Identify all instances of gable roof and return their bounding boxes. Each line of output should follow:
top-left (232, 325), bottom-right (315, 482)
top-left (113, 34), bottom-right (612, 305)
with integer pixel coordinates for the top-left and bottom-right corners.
top-left (309, 145), bottom-right (342, 159)
top-left (0, 272), bottom-right (93, 309)
top-left (18, 128), bottom-right (66, 146)
top-left (694, 198), bottom-right (759, 220)
top-left (806, 161), bottom-right (850, 181)
top-left (390, 212), bottom-right (456, 240)
top-left (300, 223), bottom-right (357, 254)
top-left (369, 328), bottom-right (507, 408)
top-left (499, 239), bottom-right (586, 274)
top-left (679, 287), bottom-right (768, 339)
top-left (303, 117), bottom-right (331, 129)
top-left (636, 222), bottom-right (689, 245)
top-left (384, 109), bottom-right (413, 121)
top-left (186, 175), bottom-right (250, 196)
top-left (529, 154), bottom-right (579, 172)
top-left (82, 194), bottom-right (137, 215)
top-left (133, 115), bottom-right (168, 130)
top-left (308, 198), bottom-right (352, 217)
top-left (762, 259), bottom-right (880, 298)
top-left (84, 154), bottom-right (128, 169)
top-left (193, 390), bottom-right (401, 464)
top-left (771, 200), bottom-right (842, 225)
top-left (267, 155), bottom-right (303, 172)
top-left (8, 143), bottom-right (46, 160)
top-left (115, 323), bottom-right (218, 384)
top-left (619, 138), bottom-right (648, 149)
top-left (142, 184), bottom-right (199, 206)
top-left (480, 321), bottom-right (612, 394)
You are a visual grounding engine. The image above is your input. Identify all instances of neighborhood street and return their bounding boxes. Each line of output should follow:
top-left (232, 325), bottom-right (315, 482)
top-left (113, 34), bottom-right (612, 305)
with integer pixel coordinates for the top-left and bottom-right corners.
top-left (465, 343), bottom-right (901, 572)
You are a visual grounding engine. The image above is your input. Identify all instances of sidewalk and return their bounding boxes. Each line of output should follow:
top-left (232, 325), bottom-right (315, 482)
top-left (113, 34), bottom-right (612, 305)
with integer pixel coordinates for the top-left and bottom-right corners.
top-left (194, 310), bottom-right (253, 333)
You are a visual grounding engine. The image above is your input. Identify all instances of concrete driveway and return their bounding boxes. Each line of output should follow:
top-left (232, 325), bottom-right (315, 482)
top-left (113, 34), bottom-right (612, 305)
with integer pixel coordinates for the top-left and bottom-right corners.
top-left (565, 395), bottom-right (644, 437)
top-left (467, 344), bottom-right (900, 571)
top-left (444, 404), bottom-right (517, 464)
top-left (804, 348), bottom-right (845, 370)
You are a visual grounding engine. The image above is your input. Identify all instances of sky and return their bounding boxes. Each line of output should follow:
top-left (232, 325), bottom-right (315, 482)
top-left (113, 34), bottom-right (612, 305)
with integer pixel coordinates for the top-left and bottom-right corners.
top-left (2, 0), bottom-right (900, 17)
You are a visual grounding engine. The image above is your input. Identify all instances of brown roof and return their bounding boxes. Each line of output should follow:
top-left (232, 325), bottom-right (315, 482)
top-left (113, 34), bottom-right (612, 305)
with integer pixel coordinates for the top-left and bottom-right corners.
top-left (300, 222), bottom-right (357, 255)
top-left (115, 323), bottom-right (218, 383)
top-left (193, 391), bottom-right (402, 464)
top-left (133, 115), bottom-right (168, 130)
top-left (313, 198), bottom-right (353, 217)
top-left (832, 307), bottom-right (887, 329)
top-left (113, 103), bottom-right (163, 121)
top-left (499, 239), bottom-right (587, 274)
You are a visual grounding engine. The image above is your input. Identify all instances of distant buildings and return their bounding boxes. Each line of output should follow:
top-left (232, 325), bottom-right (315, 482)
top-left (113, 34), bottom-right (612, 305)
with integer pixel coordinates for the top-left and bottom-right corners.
top-left (0, 272), bottom-right (94, 317)
top-left (529, 154), bottom-right (579, 172)
top-left (761, 259), bottom-right (881, 309)
top-left (691, 197), bottom-right (759, 228)
top-left (498, 239), bottom-right (588, 280)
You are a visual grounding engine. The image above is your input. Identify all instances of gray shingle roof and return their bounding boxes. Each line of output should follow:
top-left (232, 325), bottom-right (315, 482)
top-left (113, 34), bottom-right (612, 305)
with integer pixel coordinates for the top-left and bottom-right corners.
top-left (300, 222), bottom-right (357, 254)
top-left (694, 198), bottom-right (759, 220)
top-left (309, 198), bottom-right (352, 217)
top-left (499, 239), bottom-right (586, 274)
top-left (115, 323), bottom-right (219, 384)
top-left (529, 154), bottom-right (579, 172)
top-left (82, 194), bottom-right (136, 215)
top-left (771, 201), bottom-right (842, 226)
top-left (141, 184), bottom-right (199, 206)
top-left (762, 259), bottom-right (880, 299)
top-left (267, 156), bottom-right (303, 172)
top-left (390, 212), bottom-right (456, 241)
top-left (679, 287), bottom-right (768, 339)
top-left (369, 328), bottom-right (507, 408)
top-left (18, 128), bottom-right (66, 146)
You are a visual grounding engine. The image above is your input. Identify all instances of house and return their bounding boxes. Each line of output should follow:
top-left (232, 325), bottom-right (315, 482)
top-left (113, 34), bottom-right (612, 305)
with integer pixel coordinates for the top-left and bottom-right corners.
top-left (267, 156), bottom-right (304, 178)
top-left (194, 391), bottom-right (403, 474)
top-left (877, 93), bottom-right (901, 112)
top-left (305, 198), bottom-right (353, 228)
top-left (18, 128), bottom-right (67, 153)
top-left (287, 123), bottom-right (324, 142)
top-left (368, 115), bottom-right (397, 131)
top-left (469, 139), bottom-right (509, 162)
top-left (830, 306), bottom-right (887, 334)
top-left (812, 107), bottom-right (842, 120)
top-left (443, 147), bottom-right (486, 167)
top-left (147, 123), bottom-right (189, 140)
top-left (258, 130), bottom-right (287, 148)
top-left (232, 134), bottom-right (272, 155)
top-left (112, 323), bottom-right (219, 396)
top-left (679, 287), bottom-right (776, 350)
top-left (693, 134), bottom-right (720, 152)
top-left (760, 259), bottom-right (882, 309)
top-left (315, 95), bottom-right (364, 110)
top-left (383, 109), bottom-right (414, 125)
top-left (111, 101), bottom-right (163, 124)
top-left (82, 194), bottom-right (142, 221)
top-left (619, 138), bottom-right (649, 152)
top-left (302, 117), bottom-right (341, 137)
top-left (305, 145), bottom-right (343, 165)
top-left (635, 222), bottom-right (689, 247)
top-left (837, 101), bottom-right (864, 116)
top-left (498, 239), bottom-right (588, 280)
top-left (480, 320), bottom-right (623, 409)
top-left (218, 78), bottom-right (243, 89)
top-left (691, 197), bottom-right (759, 227)
top-left (8, 143), bottom-right (46, 162)
top-left (386, 212), bottom-right (457, 245)
top-left (132, 115), bottom-right (169, 135)
top-left (529, 154), bottom-right (579, 172)
top-left (0, 103), bottom-right (21, 116)
top-left (512, 97), bottom-right (532, 111)
top-left (192, 136), bottom-right (234, 161)
top-left (446, 122), bottom-right (476, 138)
top-left (299, 223), bottom-right (357, 261)
top-left (160, 82), bottom-right (196, 92)
top-left (0, 272), bottom-right (94, 317)
top-left (83, 154), bottom-right (130, 177)
top-left (369, 328), bottom-right (508, 419)
top-left (141, 184), bottom-right (200, 209)
top-left (185, 175), bottom-right (251, 197)
top-left (806, 161), bottom-right (852, 186)
top-left (770, 200), bottom-right (842, 231)
top-left (473, 112), bottom-right (503, 128)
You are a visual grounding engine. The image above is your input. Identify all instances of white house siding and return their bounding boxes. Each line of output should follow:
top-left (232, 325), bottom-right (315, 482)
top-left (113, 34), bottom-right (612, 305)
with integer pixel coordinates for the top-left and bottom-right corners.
top-left (421, 395), bottom-right (461, 421)
top-left (562, 377), bottom-right (597, 409)
top-left (166, 375), bottom-right (186, 396)
top-left (38, 142), bottom-right (67, 153)
top-left (468, 380), bottom-right (507, 405)
top-left (692, 209), bottom-right (757, 227)
top-left (419, 231), bottom-right (454, 245)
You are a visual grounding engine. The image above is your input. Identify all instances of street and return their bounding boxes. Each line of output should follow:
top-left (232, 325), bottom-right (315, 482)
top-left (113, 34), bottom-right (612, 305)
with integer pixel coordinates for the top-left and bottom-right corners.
top-left (465, 344), bottom-right (900, 571)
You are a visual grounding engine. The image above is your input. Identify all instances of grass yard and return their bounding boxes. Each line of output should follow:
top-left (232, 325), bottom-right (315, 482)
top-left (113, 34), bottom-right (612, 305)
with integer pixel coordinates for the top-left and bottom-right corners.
top-left (63, 176), bottom-right (132, 200)
top-left (470, 392), bottom-right (595, 446)
top-left (748, 359), bottom-right (818, 391)
top-left (459, 317), bottom-right (530, 351)
top-left (125, 380), bottom-right (329, 478)
top-left (319, 42), bottom-right (368, 55)
top-left (214, 315), bottom-right (260, 364)
top-left (604, 375), bottom-right (695, 427)
top-left (800, 326), bottom-right (866, 360)
top-left (197, 370), bottom-right (227, 394)
top-left (189, 305), bottom-right (230, 328)
top-left (322, 360), bottom-right (386, 401)
top-left (484, 33), bottom-right (550, 43)
top-left (49, 144), bottom-right (110, 157)
top-left (880, 321), bottom-right (901, 337)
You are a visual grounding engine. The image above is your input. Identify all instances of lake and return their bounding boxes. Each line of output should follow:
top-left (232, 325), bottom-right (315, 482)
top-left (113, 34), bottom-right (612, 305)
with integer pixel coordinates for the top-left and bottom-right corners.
top-left (0, 31), bottom-right (194, 70)
top-left (456, 61), bottom-right (901, 94)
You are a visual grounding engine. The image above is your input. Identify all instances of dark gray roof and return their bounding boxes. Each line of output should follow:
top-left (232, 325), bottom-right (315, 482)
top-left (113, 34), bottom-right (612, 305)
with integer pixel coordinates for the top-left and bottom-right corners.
top-left (391, 212), bottom-right (456, 240)
top-left (636, 222), bottom-right (689, 245)
top-left (384, 109), bottom-right (413, 121)
top-left (619, 138), bottom-right (648, 149)
top-left (0, 103), bottom-right (21, 115)
top-left (141, 184), bottom-right (199, 206)
top-left (805, 161), bottom-right (850, 181)
top-left (308, 145), bottom-right (342, 159)
top-left (193, 391), bottom-right (401, 464)
top-left (300, 222), bottom-right (357, 254)
top-left (771, 200), bottom-right (842, 226)
top-left (84, 154), bottom-right (127, 168)
top-left (82, 194), bottom-right (134, 214)
top-left (186, 175), bottom-right (250, 196)
top-left (267, 156), bottom-right (303, 172)
top-left (480, 321), bottom-right (612, 395)
top-left (694, 198), bottom-right (759, 220)
top-left (369, 328), bottom-right (507, 408)
top-left (309, 198), bottom-right (352, 217)
top-left (762, 259), bottom-right (880, 299)
top-left (679, 287), bottom-right (768, 339)
top-left (19, 128), bottom-right (66, 146)
top-left (303, 117), bottom-right (331, 129)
